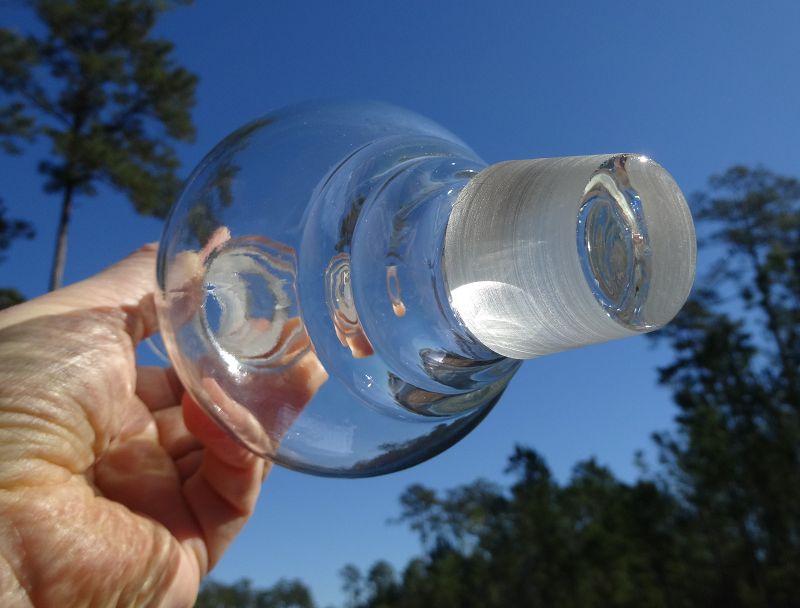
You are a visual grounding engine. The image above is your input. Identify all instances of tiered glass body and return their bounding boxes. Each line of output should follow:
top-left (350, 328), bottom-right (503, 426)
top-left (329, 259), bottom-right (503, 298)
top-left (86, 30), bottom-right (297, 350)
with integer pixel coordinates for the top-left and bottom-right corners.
top-left (157, 100), bottom-right (695, 477)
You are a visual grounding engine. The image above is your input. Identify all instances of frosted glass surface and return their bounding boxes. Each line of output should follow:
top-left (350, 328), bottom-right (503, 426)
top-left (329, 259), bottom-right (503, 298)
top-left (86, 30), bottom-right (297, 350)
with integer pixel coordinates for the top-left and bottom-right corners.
top-left (444, 155), bottom-right (695, 359)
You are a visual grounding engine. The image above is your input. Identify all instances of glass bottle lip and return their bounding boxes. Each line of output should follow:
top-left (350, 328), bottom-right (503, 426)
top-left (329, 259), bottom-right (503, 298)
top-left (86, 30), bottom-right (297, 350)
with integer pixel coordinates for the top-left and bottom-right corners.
top-left (577, 156), bottom-right (653, 330)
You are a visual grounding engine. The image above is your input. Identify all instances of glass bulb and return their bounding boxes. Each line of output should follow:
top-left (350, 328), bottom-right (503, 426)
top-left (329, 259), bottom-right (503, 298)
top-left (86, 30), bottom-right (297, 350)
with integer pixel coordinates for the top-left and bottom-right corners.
top-left (156, 100), bottom-right (696, 477)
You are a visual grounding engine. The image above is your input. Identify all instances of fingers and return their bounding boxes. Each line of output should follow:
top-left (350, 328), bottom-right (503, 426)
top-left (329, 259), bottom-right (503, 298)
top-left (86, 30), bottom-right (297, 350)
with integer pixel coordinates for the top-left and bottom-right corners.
top-left (94, 426), bottom-right (201, 545)
top-left (181, 394), bottom-right (268, 569)
top-left (136, 366), bottom-right (184, 412)
top-left (153, 406), bottom-right (203, 462)
top-left (175, 449), bottom-right (203, 481)
top-left (136, 367), bottom-right (204, 463)
top-left (181, 393), bottom-right (265, 482)
top-left (0, 243), bottom-right (160, 344)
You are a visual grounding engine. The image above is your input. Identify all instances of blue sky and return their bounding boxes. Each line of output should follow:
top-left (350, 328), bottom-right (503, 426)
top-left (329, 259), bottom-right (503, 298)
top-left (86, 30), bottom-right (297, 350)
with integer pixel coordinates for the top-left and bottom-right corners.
top-left (2, 1), bottom-right (800, 605)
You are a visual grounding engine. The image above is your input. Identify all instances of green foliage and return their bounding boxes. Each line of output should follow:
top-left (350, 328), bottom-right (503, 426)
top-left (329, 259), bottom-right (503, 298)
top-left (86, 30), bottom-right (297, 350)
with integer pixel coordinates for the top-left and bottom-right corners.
top-left (195, 577), bottom-right (316, 608)
top-left (0, 197), bottom-right (34, 307)
top-left (0, 287), bottom-right (25, 310)
top-left (0, 0), bottom-right (197, 214)
top-left (356, 450), bottom-right (688, 608)
top-left (0, 100), bottom-right (36, 154)
top-left (0, 197), bottom-right (34, 262)
top-left (650, 165), bottom-right (800, 606)
top-left (340, 564), bottom-right (364, 608)
top-left (0, 0), bottom-right (197, 288)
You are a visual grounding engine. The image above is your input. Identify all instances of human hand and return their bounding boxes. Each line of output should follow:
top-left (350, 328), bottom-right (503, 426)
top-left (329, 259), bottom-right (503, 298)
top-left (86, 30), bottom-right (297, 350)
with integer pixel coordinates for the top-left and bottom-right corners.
top-left (0, 244), bottom-right (267, 607)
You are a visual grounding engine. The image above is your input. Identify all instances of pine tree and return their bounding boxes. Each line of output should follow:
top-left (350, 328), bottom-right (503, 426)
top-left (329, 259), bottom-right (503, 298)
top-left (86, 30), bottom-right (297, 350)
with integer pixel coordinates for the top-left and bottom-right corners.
top-left (0, 0), bottom-right (197, 289)
top-left (652, 166), bottom-right (800, 605)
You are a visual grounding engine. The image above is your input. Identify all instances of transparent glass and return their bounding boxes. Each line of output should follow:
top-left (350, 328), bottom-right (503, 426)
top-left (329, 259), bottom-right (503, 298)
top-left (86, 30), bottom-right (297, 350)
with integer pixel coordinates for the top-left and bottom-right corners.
top-left (157, 100), bottom-right (696, 477)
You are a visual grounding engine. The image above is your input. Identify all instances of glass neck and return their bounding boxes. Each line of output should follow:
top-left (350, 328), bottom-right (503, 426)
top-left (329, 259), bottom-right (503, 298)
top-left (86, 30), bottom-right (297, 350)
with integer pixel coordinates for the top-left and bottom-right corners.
top-left (304, 135), bottom-right (517, 400)
top-left (444, 155), bottom-right (696, 359)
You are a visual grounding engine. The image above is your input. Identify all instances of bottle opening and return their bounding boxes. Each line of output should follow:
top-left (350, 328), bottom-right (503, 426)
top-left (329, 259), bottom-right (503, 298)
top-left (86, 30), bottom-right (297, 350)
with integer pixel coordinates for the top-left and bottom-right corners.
top-left (577, 156), bottom-right (652, 330)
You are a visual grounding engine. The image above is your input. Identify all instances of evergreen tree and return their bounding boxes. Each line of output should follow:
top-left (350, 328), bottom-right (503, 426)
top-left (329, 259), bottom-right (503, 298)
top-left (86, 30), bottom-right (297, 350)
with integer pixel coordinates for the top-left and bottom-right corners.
top-left (0, 56), bottom-right (35, 307)
top-left (0, 0), bottom-right (196, 289)
top-left (651, 166), bottom-right (800, 605)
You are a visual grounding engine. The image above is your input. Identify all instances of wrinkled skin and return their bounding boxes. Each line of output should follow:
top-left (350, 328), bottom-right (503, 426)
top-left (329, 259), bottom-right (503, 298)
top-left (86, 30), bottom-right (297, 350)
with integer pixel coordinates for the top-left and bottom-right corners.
top-left (0, 244), bottom-right (267, 607)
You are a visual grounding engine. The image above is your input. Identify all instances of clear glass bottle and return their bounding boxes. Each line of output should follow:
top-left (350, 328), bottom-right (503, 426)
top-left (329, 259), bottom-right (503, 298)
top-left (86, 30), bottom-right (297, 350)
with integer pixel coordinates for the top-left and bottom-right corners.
top-left (156, 100), bottom-right (696, 477)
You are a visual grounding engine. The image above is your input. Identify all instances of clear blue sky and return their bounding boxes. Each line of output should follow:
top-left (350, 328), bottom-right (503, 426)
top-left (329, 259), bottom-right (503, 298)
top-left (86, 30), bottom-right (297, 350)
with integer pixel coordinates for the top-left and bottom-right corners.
top-left (2, 1), bottom-right (800, 606)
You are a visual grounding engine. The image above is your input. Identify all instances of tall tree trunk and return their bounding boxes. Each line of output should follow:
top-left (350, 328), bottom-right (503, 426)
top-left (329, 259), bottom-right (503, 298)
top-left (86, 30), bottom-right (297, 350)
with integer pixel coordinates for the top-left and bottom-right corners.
top-left (49, 184), bottom-right (74, 291)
